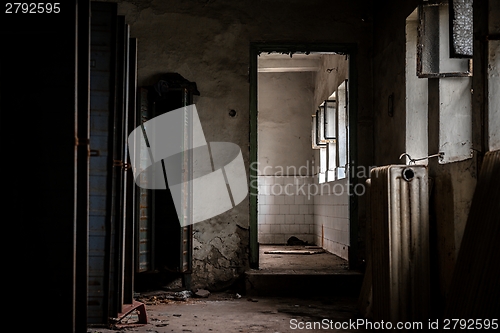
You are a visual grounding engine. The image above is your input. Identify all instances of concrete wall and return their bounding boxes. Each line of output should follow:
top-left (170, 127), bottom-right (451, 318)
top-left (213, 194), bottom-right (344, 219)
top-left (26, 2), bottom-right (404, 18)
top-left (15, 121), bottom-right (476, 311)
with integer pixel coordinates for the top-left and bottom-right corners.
top-left (488, 1), bottom-right (500, 152)
top-left (257, 71), bottom-right (315, 244)
top-left (110, 0), bottom-right (373, 290)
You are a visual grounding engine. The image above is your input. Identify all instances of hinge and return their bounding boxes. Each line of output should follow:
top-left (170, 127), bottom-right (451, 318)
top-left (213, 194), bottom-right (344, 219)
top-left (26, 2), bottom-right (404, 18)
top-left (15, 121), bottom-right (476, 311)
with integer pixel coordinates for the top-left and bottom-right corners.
top-left (113, 160), bottom-right (131, 170)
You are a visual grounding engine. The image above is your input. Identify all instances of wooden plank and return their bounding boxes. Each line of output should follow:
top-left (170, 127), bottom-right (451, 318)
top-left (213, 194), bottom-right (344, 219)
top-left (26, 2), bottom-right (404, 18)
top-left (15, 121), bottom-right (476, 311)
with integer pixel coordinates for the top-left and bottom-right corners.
top-left (264, 249), bottom-right (325, 255)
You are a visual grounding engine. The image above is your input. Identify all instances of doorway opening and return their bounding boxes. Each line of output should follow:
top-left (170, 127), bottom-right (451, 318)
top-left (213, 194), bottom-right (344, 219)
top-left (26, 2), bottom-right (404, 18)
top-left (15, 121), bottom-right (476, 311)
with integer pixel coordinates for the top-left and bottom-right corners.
top-left (249, 43), bottom-right (359, 271)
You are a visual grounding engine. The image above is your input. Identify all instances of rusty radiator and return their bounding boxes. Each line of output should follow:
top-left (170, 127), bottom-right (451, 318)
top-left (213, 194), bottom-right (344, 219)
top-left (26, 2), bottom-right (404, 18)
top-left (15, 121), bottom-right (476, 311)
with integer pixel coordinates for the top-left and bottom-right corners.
top-left (369, 165), bottom-right (430, 323)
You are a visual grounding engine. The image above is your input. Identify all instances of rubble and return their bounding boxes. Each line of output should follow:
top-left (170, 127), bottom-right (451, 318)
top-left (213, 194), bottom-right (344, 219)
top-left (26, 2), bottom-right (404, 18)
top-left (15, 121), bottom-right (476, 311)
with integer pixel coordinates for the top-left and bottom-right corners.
top-left (194, 289), bottom-right (211, 298)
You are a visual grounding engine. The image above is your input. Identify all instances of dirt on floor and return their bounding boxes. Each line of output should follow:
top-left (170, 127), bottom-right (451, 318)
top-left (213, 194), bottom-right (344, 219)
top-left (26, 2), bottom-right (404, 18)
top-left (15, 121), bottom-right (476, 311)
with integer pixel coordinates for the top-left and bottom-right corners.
top-left (89, 246), bottom-right (362, 332)
top-left (88, 290), bottom-right (364, 333)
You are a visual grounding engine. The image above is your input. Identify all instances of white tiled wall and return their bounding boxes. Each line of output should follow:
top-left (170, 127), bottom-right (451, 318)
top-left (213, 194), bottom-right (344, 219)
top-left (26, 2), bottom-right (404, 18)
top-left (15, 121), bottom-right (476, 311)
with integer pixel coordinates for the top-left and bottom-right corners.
top-left (313, 177), bottom-right (350, 260)
top-left (257, 175), bottom-right (314, 244)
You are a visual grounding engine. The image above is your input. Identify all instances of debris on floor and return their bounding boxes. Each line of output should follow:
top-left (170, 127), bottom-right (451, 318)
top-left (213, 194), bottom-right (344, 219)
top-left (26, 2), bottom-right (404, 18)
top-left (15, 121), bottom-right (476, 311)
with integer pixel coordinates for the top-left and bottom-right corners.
top-left (286, 235), bottom-right (309, 245)
top-left (136, 290), bottom-right (193, 304)
top-left (194, 289), bottom-right (210, 298)
top-left (264, 247), bottom-right (325, 255)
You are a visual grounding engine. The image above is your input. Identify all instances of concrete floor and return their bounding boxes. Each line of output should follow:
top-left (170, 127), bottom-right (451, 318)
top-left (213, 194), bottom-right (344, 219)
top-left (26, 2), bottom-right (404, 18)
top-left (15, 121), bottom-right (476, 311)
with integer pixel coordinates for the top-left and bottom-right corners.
top-left (258, 245), bottom-right (349, 273)
top-left (88, 246), bottom-right (364, 332)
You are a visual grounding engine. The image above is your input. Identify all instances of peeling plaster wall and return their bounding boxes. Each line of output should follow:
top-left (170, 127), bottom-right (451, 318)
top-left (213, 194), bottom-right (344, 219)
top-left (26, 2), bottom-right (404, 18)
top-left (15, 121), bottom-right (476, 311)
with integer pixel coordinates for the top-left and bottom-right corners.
top-left (258, 72), bottom-right (315, 174)
top-left (372, 0), bottom-right (478, 315)
top-left (107, 0), bottom-right (373, 290)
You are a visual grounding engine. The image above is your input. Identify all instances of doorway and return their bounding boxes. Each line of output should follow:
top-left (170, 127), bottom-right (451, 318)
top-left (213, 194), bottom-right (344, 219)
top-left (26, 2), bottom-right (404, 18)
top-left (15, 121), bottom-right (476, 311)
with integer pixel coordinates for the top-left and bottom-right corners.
top-left (249, 43), bottom-right (359, 270)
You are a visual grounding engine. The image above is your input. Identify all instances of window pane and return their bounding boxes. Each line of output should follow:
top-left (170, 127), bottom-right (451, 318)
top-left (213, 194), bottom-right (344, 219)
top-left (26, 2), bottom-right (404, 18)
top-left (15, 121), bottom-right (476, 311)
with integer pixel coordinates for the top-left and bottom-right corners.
top-left (449, 0), bottom-right (473, 58)
top-left (324, 99), bottom-right (337, 139)
top-left (311, 115), bottom-right (325, 149)
top-left (417, 2), bottom-right (472, 77)
top-left (337, 80), bottom-right (348, 179)
top-left (316, 106), bottom-right (327, 145)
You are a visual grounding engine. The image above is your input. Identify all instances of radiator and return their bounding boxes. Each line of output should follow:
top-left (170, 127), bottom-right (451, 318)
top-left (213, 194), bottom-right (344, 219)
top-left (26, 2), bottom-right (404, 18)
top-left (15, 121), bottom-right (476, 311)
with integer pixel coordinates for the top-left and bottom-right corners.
top-left (369, 165), bottom-right (430, 323)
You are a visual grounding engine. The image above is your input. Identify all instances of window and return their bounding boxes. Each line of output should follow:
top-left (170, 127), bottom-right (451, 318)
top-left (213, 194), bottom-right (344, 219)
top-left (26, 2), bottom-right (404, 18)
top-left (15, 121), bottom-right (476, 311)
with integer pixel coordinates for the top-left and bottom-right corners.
top-left (313, 79), bottom-right (349, 183)
top-left (408, 1), bottom-right (473, 164)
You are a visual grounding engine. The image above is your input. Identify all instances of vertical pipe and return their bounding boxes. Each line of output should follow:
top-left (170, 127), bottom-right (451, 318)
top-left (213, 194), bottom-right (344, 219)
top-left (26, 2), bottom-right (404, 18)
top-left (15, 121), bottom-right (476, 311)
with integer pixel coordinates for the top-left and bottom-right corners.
top-left (249, 44), bottom-right (259, 269)
top-left (399, 176), bottom-right (410, 322)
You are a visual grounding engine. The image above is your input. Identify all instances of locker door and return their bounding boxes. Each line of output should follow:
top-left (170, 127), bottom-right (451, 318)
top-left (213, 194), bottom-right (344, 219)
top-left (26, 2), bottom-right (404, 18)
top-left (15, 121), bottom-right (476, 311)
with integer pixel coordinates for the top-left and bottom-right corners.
top-left (109, 14), bottom-right (130, 317)
top-left (88, 2), bottom-right (117, 324)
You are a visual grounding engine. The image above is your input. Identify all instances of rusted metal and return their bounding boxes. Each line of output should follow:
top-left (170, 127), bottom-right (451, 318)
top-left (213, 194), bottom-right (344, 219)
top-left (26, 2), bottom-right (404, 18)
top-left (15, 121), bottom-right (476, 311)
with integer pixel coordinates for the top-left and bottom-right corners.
top-left (112, 300), bottom-right (148, 328)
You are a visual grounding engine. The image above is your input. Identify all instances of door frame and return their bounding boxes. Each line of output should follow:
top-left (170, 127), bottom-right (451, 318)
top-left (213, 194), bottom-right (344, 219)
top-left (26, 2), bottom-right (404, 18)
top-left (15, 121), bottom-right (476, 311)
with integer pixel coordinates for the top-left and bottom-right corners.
top-left (249, 42), bottom-right (359, 269)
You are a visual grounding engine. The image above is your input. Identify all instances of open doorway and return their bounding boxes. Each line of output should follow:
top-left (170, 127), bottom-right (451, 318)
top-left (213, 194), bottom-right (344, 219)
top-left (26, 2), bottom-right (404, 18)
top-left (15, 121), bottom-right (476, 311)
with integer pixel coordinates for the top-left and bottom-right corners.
top-left (249, 44), bottom-right (359, 271)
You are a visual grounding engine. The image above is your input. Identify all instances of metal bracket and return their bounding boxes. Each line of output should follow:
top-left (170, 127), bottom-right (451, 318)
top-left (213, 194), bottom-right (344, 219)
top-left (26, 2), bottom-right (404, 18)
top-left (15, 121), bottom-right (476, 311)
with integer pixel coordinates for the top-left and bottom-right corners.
top-left (113, 160), bottom-right (131, 170)
top-left (399, 152), bottom-right (444, 165)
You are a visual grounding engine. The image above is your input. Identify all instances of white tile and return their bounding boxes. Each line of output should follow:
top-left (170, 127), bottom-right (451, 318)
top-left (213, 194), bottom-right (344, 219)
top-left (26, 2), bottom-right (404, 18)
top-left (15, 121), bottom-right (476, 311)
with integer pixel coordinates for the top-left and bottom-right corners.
top-left (274, 176), bottom-right (284, 185)
top-left (327, 206), bottom-right (334, 217)
top-left (275, 215), bottom-right (285, 224)
top-left (305, 215), bottom-right (314, 224)
top-left (264, 177), bottom-right (274, 185)
top-left (303, 234), bottom-right (314, 244)
top-left (289, 204), bottom-right (299, 214)
top-left (269, 205), bottom-right (280, 215)
top-left (269, 184), bottom-right (281, 196)
top-left (341, 220), bottom-right (349, 232)
top-left (274, 234), bottom-right (285, 244)
top-left (265, 195), bottom-right (274, 205)
top-left (261, 234), bottom-right (272, 244)
top-left (257, 233), bottom-right (264, 243)
top-left (299, 204), bottom-right (309, 215)
top-left (285, 215), bottom-right (295, 225)
top-left (258, 204), bottom-right (269, 215)
top-left (281, 224), bottom-right (290, 233)
top-left (274, 195), bottom-right (284, 205)
top-left (259, 185), bottom-right (270, 195)
top-left (294, 195), bottom-right (305, 205)
top-left (260, 224), bottom-right (270, 234)
top-left (258, 195), bottom-right (266, 205)
top-left (285, 195), bottom-right (295, 205)
top-left (294, 214), bottom-right (304, 224)
top-left (270, 224), bottom-right (281, 233)
top-left (299, 224), bottom-right (310, 234)
top-left (266, 215), bottom-right (276, 225)
top-left (264, 234), bottom-right (274, 244)
top-left (308, 205), bottom-right (314, 214)
top-left (290, 225), bottom-right (300, 233)
top-left (258, 215), bottom-right (266, 224)
top-left (279, 204), bottom-right (289, 215)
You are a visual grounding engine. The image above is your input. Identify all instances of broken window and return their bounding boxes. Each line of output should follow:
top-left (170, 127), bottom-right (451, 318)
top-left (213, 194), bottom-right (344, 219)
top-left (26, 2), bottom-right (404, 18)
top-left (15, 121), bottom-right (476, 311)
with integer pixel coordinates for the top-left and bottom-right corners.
top-left (449, 0), bottom-right (473, 58)
top-left (413, 1), bottom-right (473, 164)
top-left (417, 1), bottom-right (472, 78)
